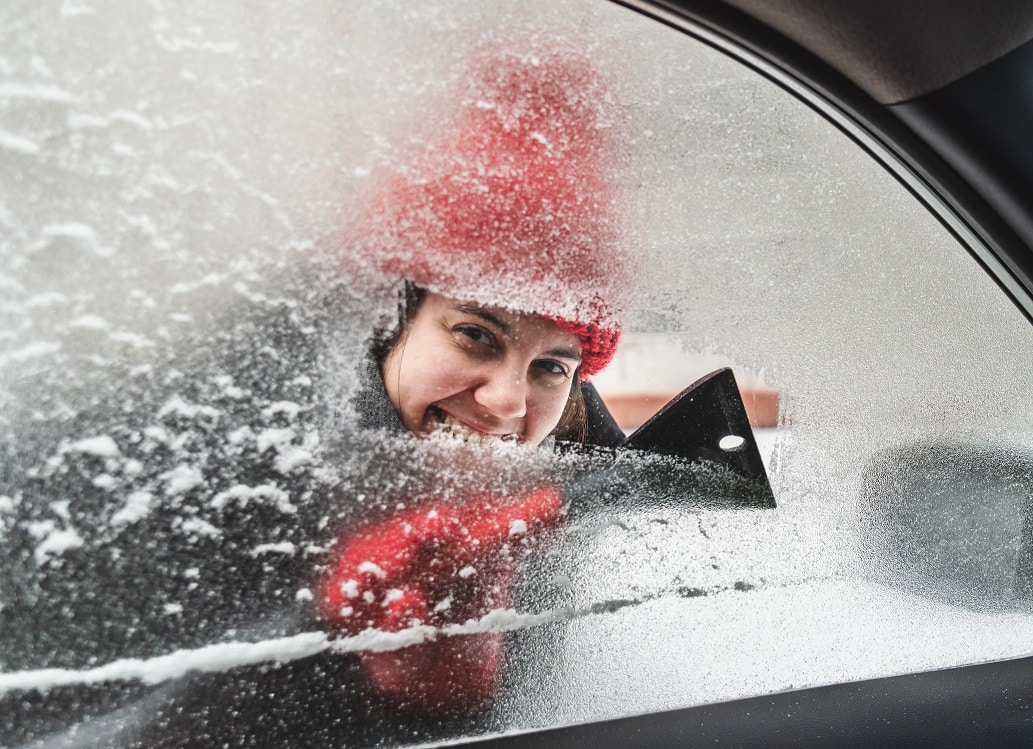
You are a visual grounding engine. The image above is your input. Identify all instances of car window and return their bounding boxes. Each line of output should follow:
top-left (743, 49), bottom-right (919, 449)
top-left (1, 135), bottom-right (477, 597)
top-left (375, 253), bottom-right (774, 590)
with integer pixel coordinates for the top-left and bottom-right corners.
top-left (3, 0), bottom-right (1033, 746)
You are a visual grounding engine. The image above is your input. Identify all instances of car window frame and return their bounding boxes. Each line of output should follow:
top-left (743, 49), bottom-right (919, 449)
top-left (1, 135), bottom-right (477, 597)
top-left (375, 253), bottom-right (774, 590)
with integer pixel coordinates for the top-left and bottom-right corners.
top-left (4, 1), bottom-right (1033, 746)
top-left (616, 0), bottom-right (1033, 326)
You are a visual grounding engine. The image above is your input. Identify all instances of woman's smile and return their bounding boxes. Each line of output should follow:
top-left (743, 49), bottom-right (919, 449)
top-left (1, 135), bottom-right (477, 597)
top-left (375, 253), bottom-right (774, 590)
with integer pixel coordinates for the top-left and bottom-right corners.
top-left (424, 405), bottom-right (519, 444)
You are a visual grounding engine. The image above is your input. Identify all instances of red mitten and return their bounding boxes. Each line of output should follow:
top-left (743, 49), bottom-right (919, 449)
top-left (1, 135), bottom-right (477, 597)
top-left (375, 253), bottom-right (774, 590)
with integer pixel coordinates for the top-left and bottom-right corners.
top-left (317, 486), bottom-right (563, 714)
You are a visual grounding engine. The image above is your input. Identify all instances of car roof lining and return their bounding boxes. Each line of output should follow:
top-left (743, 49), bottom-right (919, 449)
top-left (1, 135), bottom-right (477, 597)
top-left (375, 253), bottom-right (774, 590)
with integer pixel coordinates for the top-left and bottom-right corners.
top-left (717, 0), bottom-right (1033, 103)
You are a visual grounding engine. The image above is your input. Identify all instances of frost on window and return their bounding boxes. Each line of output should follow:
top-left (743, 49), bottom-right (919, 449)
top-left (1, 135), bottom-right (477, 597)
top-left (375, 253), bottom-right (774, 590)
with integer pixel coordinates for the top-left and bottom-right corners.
top-left (5, 0), bottom-right (1033, 745)
top-left (504, 3), bottom-right (1033, 733)
top-left (0, 0), bottom-right (693, 744)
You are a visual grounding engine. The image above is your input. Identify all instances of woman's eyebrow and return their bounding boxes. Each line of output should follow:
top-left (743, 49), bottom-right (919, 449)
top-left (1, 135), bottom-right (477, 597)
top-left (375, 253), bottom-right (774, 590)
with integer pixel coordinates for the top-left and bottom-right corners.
top-left (454, 304), bottom-right (581, 361)
top-left (544, 347), bottom-right (582, 363)
top-left (456, 304), bottom-right (511, 335)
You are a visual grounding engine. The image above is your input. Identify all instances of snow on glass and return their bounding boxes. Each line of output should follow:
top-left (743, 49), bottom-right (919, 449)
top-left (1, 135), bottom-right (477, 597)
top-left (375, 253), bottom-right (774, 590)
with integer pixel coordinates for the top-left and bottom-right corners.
top-left (5, 0), bottom-right (1033, 745)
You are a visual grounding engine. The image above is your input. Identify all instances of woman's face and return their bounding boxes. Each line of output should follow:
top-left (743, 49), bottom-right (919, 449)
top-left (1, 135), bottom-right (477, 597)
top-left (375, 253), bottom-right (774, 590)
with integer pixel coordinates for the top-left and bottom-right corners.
top-left (382, 293), bottom-right (582, 448)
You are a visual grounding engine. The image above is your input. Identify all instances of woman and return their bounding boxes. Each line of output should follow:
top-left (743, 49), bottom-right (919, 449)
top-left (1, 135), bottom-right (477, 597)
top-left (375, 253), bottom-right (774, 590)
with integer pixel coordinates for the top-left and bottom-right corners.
top-left (318, 45), bottom-right (631, 715)
top-left (380, 290), bottom-right (587, 448)
top-left (0, 43), bottom-right (632, 749)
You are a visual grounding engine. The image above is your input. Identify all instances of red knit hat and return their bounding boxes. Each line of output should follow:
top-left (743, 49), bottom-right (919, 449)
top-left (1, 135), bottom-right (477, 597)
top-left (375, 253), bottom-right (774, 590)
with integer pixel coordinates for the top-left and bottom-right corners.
top-left (351, 47), bottom-right (627, 378)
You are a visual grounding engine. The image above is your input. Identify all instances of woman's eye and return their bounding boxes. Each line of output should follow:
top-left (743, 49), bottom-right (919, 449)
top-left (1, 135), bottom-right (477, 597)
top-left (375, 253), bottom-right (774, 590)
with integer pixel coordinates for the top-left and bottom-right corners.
top-left (455, 324), bottom-right (494, 348)
top-left (534, 359), bottom-right (569, 378)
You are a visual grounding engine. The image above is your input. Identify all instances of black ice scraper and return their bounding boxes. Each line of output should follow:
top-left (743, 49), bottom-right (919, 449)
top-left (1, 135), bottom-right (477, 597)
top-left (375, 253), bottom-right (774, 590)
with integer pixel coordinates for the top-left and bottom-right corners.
top-left (580, 368), bottom-right (776, 508)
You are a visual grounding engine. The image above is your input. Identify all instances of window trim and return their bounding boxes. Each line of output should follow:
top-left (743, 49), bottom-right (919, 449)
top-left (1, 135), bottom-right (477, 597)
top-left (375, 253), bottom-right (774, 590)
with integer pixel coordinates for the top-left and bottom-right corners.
top-left (613, 0), bottom-right (1033, 327)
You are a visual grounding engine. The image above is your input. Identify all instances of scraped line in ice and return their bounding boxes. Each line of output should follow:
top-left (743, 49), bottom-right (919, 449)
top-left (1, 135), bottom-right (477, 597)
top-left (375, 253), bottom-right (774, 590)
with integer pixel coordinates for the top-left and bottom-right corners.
top-left (0, 597), bottom-right (650, 695)
top-left (0, 632), bottom-right (331, 696)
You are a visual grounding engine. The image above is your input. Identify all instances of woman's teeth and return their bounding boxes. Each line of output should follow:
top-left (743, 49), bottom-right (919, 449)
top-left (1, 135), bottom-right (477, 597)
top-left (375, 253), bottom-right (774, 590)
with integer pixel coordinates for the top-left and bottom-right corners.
top-left (431, 410), bottom-right (515, 444)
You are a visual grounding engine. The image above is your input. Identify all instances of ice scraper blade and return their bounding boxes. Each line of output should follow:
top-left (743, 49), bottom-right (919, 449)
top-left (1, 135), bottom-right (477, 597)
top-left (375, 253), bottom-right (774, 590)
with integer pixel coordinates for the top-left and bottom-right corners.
top-left (623, 368), bottom-right (776, 508)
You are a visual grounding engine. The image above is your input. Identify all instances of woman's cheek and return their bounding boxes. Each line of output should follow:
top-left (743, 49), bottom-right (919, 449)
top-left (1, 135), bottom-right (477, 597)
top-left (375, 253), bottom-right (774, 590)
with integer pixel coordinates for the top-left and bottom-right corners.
top-left (527, 396), bottom-right (565, 445)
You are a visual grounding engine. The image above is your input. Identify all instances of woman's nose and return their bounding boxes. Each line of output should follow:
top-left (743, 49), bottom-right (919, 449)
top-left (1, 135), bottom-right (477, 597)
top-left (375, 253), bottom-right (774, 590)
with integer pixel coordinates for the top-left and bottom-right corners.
top-left (473, 366), bottom-right (528, 419)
